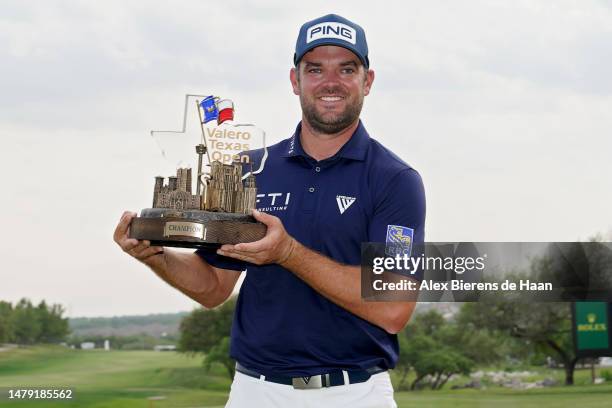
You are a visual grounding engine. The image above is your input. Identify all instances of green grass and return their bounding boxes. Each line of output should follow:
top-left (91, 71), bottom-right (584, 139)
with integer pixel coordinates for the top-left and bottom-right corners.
top-left (394, 384), bottom-right (612, 408)
top-left (0, 346), bottom-right (230, 407)
top-left (0, 346), bottom-right (611, 407)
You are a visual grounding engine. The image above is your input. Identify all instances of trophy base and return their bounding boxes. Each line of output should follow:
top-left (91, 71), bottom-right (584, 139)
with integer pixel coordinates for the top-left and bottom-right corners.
top-left (129, 208), bottom-right (267, 248)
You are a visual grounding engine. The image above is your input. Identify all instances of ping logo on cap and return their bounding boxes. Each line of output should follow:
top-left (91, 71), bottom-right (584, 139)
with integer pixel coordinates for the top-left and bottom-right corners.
top-left (306, 22), bottom-right (356, 45)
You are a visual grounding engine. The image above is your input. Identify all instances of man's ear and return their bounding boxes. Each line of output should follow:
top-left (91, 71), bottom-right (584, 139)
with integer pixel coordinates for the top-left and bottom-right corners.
top-left (290, 67), bottom-right (300, 96)
top-left (364, 69), bottom-right (375, 96)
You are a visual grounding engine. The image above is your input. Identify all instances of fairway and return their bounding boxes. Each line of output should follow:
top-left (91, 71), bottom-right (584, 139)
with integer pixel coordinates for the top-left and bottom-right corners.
top-left (0, 346), bottom-right (230, 407)
top-left (0, 346), bottom-right (611, 407)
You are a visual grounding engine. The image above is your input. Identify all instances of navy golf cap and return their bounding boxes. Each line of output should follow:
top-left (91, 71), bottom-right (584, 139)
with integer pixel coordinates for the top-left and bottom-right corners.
top-left (294, 14), bottom-right (369, 69)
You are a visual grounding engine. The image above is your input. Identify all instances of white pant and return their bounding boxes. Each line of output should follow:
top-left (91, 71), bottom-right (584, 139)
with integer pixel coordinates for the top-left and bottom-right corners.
top-left (225, 370), bottom-right (397, 408)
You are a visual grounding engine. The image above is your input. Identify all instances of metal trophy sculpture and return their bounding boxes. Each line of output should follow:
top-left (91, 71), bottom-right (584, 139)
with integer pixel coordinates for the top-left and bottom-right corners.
top-left (129, 94), bottom-right (268, 248)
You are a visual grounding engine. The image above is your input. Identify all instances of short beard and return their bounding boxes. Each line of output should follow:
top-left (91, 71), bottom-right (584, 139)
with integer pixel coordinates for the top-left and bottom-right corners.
top-left (300, 94), bottom-right (363, 135)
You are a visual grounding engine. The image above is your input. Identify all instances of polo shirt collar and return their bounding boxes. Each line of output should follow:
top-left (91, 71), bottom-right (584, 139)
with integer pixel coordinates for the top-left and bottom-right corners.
top-left (281, 120), bottom-right (370, 162)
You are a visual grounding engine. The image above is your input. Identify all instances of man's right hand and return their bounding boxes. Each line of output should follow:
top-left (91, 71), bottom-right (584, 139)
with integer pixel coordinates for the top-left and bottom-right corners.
top-left (113, 211), bottom-right (166, 270)
top-left (113, 211), bottom-right (242, 308)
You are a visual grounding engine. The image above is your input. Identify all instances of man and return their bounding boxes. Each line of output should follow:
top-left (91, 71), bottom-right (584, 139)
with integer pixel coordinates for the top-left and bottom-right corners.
top-left (114, 14), bottom-right (425, 407)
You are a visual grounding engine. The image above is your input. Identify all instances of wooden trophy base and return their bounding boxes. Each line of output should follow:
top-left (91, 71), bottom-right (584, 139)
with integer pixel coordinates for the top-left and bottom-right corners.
top-left (129, 208), bottom-right (267, 248)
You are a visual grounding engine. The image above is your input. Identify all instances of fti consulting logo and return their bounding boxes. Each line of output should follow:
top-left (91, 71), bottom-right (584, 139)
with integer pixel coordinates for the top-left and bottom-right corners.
top-left (385, 225), bottom-right (414, 257)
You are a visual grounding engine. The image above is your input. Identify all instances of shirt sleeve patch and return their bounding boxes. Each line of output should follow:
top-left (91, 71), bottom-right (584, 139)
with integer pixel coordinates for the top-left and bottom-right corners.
top-left (385, 225), bottom-right (414, 257)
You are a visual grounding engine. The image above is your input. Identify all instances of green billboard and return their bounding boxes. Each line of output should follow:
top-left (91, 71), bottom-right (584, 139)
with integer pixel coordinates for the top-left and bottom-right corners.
top-left (573, 302), bottom-right (612, 358)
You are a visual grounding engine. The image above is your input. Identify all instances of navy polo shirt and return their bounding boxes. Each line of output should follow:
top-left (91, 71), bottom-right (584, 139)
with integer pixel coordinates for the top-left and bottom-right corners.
top-left (196, 120), bottom-right (425, 377)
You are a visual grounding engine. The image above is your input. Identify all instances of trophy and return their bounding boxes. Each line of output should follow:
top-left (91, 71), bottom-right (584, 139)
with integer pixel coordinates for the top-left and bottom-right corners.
top-left (129, 94), bottom-right (268, 248)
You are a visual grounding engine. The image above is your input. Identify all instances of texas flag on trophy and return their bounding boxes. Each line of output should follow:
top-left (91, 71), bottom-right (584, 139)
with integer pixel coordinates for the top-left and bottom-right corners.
top-left (216, 99), bottom-right (234, 125)
top-left (199, 96), bottom-right (235, 125)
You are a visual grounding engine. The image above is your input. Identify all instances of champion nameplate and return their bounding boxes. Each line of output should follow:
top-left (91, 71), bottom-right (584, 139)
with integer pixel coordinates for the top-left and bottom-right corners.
top-left (163, 221), bottom-right (206, 239)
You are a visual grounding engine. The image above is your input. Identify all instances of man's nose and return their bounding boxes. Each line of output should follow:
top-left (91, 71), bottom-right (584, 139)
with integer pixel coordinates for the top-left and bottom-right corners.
top-left (320, 70), bottom-right (342, 90)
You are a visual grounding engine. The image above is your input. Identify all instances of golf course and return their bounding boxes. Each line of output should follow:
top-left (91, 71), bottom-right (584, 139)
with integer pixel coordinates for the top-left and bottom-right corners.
top-left (0, 346), bottom-right (611, 407)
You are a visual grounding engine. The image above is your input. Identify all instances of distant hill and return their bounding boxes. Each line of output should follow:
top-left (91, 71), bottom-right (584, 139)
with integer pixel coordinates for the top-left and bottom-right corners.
top-left (68, 305), bottom-right (457, 338)
top-left (69, 312), bottom-right (189, 337)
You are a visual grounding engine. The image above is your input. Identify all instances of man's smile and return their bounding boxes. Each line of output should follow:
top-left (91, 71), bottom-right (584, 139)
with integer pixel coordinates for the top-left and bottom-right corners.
top-left (319, 96), bottom-right (344, 102)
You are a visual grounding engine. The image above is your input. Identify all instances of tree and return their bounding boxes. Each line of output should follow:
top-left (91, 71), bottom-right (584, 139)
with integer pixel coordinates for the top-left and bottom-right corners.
top-left (438, 318), bottom-right (508, 366)
top-left (0, 299), bottom-right (69, 345)
top-left (179, 297), bottom-right (235, 353)
top-left (398, 309), bottom-right (478, 390)
top-left (461, 241), bottom-right (612, 386)
top-left (179, 298), bottom-right (236, 379)
top-left (458, 300), bottom-right (577, 384)
top-left (453, 242), bottom-right (612, 386)
top-left (12, 299), bottom-right (41, 344)
top-left (36, 301), bottom-right (69, 343)
top-left (412, 347), bottom-right (473, 390)
top-left (203, 336), bottom-right (234, 379)
top-left (395, 332), bottom-right (436, 390)
top-left (0, 301), bottom-right (14, 343)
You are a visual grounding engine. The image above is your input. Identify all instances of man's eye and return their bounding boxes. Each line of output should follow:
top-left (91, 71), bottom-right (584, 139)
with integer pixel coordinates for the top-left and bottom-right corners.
top-left (308, 68), bottom-right (321, 73)
top-left (342, 68), bottom-right (355, 74)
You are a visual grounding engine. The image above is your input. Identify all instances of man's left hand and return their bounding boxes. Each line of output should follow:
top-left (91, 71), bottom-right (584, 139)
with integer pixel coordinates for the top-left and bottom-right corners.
top-left (217, 210), bottom-right (296, 266)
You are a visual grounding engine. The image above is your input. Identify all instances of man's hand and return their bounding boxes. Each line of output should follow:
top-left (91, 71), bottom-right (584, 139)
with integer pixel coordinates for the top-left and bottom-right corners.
top-left (113, 211), bottom-right (166, 269)
top-left (217, 209), bottom-right (295, 265)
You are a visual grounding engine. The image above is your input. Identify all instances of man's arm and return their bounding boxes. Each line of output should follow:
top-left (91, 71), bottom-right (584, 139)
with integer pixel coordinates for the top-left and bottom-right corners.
top-left (281, 239), bottom-right (416, 334)
top-left (217, 210), bottom-right (416, 334)
top-left (113, 211), bottom-right (241, 308)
